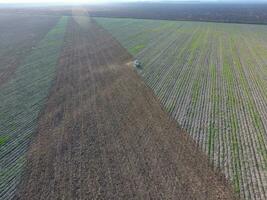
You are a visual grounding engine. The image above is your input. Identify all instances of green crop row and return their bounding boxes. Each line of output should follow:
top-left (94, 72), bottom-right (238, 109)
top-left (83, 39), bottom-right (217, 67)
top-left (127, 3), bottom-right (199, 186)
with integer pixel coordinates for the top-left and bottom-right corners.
top-left (0, 16), bottom-right (68, 200)
top-left (95, 17), bottom-right (267, 200)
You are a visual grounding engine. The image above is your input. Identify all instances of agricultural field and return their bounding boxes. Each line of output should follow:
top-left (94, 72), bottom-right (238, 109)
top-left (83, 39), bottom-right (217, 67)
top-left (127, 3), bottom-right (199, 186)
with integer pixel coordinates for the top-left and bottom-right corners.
top-left (0, 15), bottom-right (68, 199)
top-left (0, 14), bottom-right (60, 86)
top-left (89, 2), bottom-right (267, 25)
top-left (95, 17), bottom-right (267, 200)
top-left (13, 15), bottom-right (236, 199)
top-left (2, 8), bottom-right (266, 200)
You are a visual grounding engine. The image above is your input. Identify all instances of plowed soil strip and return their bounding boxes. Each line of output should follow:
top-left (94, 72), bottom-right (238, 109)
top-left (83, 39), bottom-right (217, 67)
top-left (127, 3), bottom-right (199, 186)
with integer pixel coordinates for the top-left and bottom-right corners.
top-left (16, 16), bottom-right (236, 200)
top-left (0, 14), bottom-right (59, 86)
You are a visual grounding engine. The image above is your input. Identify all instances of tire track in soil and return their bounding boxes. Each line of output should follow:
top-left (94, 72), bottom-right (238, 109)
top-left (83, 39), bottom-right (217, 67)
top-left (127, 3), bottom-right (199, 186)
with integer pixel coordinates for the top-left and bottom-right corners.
top-left (15, 16), bottom-right (237, 200)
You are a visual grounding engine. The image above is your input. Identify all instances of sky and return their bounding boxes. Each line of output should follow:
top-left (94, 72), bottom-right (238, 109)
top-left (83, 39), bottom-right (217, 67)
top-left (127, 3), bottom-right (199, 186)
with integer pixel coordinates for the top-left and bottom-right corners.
top-left (0, 0), bottom-right (267, 4)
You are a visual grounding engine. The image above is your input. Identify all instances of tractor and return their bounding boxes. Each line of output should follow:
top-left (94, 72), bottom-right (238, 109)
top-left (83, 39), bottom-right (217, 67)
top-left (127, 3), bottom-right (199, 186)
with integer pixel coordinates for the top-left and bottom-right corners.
top-left (134, 60), bottom-right (142, 69)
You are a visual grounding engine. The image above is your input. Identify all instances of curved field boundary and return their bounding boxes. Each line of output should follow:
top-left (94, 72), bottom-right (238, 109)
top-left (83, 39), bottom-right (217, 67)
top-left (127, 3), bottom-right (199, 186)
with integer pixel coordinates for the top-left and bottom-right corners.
top-left (15, 16), bottom-right (236, 200)
top-left (0, 16), bottom-right (68, 200)
top-left (95, 17), bottom-right (267, 200)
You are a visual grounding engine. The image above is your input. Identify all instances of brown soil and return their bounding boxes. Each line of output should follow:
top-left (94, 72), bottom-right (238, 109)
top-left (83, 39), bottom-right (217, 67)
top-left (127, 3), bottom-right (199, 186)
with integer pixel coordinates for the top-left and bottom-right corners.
top-left (15, 16), bottom-right (237, 200)
top-left (0, 14), bottom-right (59, 86)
